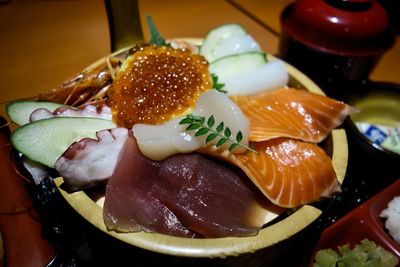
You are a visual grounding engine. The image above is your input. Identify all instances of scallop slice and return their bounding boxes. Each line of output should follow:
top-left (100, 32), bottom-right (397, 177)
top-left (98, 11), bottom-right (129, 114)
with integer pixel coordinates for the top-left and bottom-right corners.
top-left (132, 90), bottom-right (249, 161)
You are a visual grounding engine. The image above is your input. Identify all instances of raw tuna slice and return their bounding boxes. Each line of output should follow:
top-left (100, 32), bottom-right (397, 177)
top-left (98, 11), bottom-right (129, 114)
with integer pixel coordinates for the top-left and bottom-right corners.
top-left (103, 136), bottom-right (273, 237)
top-left (156, 154), bottom-right (272, 237)
top-left (103, 134), bottom-right (195, 237)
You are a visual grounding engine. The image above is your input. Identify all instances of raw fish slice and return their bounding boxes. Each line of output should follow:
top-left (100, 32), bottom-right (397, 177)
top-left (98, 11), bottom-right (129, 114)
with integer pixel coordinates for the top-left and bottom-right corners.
top-left (103, 135), bottom-right (275, 237)
top-left (231, 88), bottom-right (356, 143)
top-left (103, 134), bottom-right (196, 237)
top-left (156, 154), bottom-right (276, 237)
top-left (202, 138), bottom-right (340, 208)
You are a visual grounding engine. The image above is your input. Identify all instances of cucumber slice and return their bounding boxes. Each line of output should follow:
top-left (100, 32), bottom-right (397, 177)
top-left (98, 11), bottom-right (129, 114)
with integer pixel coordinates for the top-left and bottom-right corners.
top-left (11, 117), bottom-right (116, 167)
top-left (200, 24), bottom-right (247, 62)
top-left (209, 52), bottom-right (267, 81)
top-left (7, 100), bottom-right (66, 125)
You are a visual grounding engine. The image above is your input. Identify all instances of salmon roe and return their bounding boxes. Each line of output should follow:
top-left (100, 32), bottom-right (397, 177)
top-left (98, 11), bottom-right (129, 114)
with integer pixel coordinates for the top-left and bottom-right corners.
top-left (109, 45), bottom-right (211, 127)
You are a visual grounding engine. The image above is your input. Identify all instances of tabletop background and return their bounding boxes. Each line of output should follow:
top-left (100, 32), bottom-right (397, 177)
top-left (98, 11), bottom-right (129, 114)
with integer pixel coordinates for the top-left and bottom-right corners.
top-left (0, 0), bottom-right (399, 109)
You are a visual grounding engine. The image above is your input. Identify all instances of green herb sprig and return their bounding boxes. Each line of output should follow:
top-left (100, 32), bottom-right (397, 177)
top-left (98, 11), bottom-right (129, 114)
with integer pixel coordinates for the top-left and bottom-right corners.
top-left (211, 74), bottom-right (227, 93)
top-left (179, 114), bottom-right (257, 153)
top-left (146, 15), bottom-right (168, 46)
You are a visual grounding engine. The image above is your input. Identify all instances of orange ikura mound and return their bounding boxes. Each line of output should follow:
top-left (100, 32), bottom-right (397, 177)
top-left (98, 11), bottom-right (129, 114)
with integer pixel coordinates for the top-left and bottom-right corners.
top-left (109, 45), bottom-right (212, 127)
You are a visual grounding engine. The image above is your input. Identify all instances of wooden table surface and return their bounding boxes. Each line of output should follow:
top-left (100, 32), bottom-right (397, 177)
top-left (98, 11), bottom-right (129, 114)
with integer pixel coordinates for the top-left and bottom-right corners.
top-left (0, 1), bottom-right (399, 266)
top-left (1, 0), bottom-right (398, 108)
top-left (0, 0), bottom-right (279, 106)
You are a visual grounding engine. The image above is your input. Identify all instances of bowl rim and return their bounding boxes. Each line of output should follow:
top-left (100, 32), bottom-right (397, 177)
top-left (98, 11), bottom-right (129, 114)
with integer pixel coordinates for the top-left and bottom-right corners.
top-left (345, 81), bottom-right (400, 160)
top-left (54, 38), bottom-right (349, 258)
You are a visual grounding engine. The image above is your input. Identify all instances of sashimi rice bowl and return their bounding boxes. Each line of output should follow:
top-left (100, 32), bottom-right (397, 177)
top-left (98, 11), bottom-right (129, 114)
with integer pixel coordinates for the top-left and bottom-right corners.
top-left (6, 23), bottom-right (351, 258)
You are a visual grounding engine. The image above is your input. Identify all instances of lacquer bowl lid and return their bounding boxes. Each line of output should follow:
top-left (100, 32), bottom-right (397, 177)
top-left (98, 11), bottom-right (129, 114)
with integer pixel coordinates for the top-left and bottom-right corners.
top-left (281, 0), bottom-right (395, 56)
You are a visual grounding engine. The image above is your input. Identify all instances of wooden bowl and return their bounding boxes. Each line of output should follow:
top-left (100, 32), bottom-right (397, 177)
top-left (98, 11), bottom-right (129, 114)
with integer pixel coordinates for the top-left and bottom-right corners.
top-left (54, 39), bottom-right (348, 259)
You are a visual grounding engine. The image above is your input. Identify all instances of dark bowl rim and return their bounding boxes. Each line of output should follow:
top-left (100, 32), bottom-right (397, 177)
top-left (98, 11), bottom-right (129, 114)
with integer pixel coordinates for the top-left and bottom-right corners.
top-left (344, 81), bottom-right (400, 160)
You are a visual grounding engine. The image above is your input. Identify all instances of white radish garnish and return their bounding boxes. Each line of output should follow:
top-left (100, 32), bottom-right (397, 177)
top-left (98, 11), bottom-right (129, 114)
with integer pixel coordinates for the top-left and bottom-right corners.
top-left (132, 90), bottom-right (249, 161)
top-left (200, 24), bottom-right (262, 62)
top-left (221, 60), bottom-right (289, 95)
top-left (207, 34), bottom-right (261, 62)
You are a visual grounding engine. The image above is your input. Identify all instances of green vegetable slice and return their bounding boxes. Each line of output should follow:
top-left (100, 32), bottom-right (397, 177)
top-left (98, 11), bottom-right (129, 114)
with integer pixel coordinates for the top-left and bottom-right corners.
top-left (11, 117), bottom-right (116, 167)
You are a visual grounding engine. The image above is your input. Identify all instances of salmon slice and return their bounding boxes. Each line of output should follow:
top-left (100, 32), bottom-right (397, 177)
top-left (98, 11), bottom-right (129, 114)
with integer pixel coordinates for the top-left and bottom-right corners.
top-left (231, 88), bottom-right (355, 143)
top-left (202, 138), bottom-right (340, 208)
